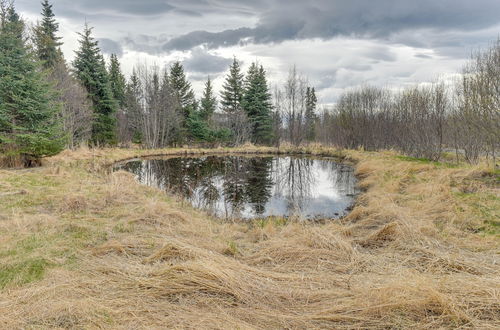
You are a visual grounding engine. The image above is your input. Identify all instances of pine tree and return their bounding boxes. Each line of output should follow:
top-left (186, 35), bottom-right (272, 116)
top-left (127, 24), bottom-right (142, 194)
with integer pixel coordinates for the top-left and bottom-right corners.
top-left (33, 1), bottom-right (93, 148)
top-left (199, 76), bottom-right (217, 121)
top-left (221, 57), bottom-right (244, 114)
top-left (305, 87), bottom-right (317, 142)
top-left (168, 61), bottom-right (197, 142)
top-left (220, 57), bottom-right (250, 144)
top-left (73, 24), bottom-right (117, 145)
top-left (34, 0), bottom-right (63, 69)
top-left (242, 62), bottom-right (273, 145)
top-left (123, 69), bottom-right (142, 143)
top-left (169, 61), bottom-right (197, 118)
top-left (108, 53), bottom-right (126, 108)
top-left (0, 2), bottom-right (64, 166)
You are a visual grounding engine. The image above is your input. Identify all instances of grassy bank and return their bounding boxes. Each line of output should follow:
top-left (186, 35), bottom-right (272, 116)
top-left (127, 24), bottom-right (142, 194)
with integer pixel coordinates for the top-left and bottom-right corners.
top-left (0, 146), bottom-right (498, 329)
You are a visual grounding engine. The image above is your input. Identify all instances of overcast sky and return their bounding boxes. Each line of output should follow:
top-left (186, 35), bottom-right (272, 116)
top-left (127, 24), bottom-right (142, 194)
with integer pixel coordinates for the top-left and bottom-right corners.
top-left (16, 0), bottom-right (500, 104)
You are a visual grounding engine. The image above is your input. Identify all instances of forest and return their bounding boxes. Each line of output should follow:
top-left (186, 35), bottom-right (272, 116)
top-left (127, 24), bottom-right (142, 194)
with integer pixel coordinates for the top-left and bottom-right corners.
top-left (0, 0), bottom-right (498, 168)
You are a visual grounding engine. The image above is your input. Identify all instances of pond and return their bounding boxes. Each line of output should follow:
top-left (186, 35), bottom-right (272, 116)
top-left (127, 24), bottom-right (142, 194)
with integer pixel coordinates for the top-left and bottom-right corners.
top-left (115, 155), bottom-right (358, 220)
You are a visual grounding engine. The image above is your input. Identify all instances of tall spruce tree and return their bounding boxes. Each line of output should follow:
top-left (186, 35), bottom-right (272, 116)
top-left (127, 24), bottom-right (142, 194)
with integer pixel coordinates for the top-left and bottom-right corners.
top-left (199, 76), bottom-right (217, 121)
top-left (220, 57), bottom-right (250, 144)
top-left (305, 87), bottom-right (317, 142)
top-left (123, 69), bottom-right (142, 143)
top-left (169, 61), bottom-right (197, 117)
top-left (33, 1), bottom-right (93, 149)
top-left (34, 0), bottom-right (62, 69)
top-left (108, 53), bottom-right (126, 108)
top-left (169, 61), bottom-right (197, 141)
top-left (0, 2), bottom-right (64, 165)
top-left (243, 63), bottom-right (273, 145)
top-left (221, 57), bottom-right (244, 114)
top-left (73, 24), bottom-right (117, 145)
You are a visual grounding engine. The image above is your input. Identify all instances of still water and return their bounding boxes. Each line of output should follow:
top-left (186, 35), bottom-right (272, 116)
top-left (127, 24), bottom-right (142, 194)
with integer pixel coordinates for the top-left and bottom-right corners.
top-left (116, 155), bottom-right (358, 220)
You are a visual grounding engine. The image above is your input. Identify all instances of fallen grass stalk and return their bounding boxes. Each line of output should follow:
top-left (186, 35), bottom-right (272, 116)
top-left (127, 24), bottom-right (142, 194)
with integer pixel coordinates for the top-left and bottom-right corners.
top-left (0, 145), bottom-right (498, 329)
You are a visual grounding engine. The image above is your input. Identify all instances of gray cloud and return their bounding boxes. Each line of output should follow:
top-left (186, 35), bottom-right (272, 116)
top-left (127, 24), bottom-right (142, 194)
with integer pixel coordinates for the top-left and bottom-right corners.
top-left (163, 28), bottom-right (254, 51)
top-left (122, 34), bottom-right (170, 54)
top-left (362, 46), bottom-right (398, 62)
top-left (17, 0), bottom-right (499, 59)
top-left (98, 38), bottom-right (123, 56)
top-left (183, 48), bottom-right (232, 74)
top-left (16, 0), bottom-right (270, 20)
top-left (161, 0), bottom-right (500, 52)
top-left (415, 54), bottom-right (433, 59)
top-left (17, 0), bottom-right (175, 17)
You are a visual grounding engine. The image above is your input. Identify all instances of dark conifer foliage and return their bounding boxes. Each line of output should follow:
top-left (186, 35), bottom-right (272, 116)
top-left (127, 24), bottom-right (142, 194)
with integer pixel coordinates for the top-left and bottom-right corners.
top-left (187, 76), bottom-right (230, 144)
top-left (221, 57), bottom-right (244, 115)
top-left (73, 24), bottom-right (117, 145)
top-left (305, 87), bottom-right (317, 142)
top-left (169, 61), bottom-right (197, 117)
top-left (199, 76), bottom-right (217, 122)
top-left (33, 0), bottom-right (62, 69)
top-left (243, 62), bottom-right (274, 145)
top-left (122, 69), bottom-right (142, 143)
top-left (0, 1), bottom-right (64, 165)
top-left (33, 1), bottom-right (92, 149)
top-left (168, 61), bottom-right (198, 141)
top-left (220, 57), bottom-right (250, 144)
top-left (109, 54), bottom-right (126, 108)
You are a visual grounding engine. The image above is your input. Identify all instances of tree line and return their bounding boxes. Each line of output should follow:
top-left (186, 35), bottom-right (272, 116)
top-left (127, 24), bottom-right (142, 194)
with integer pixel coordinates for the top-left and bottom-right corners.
top-left (0, 0), bottom-right (302, 166)
top-left (0, 0), bottom-right (497, 167)
top-left (315, 39), bottom-right (498, 165)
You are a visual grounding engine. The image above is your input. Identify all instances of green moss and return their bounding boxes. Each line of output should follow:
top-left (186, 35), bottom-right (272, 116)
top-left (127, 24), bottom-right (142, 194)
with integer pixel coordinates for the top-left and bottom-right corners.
top-left (453, 192), bottom-right (500, 236)
top-left (0, 258), bottom-right (49, 289)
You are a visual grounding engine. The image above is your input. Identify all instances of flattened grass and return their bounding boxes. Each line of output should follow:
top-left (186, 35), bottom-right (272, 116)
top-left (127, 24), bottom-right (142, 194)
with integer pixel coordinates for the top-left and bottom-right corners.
top-left (0, 145), bottom-right (498, 329)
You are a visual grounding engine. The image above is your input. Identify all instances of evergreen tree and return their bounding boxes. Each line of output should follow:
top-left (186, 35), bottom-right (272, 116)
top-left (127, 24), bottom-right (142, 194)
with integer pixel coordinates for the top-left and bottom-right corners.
top-left (34, 0), bottom-right (62, 69)
top-left (185, 75), bottom-right (231, 144)
top-left (0, 3), bottom-right (64, 165)
top-left (32, 1), bottom-right (93, 149)
top-left (221, 57), bottom-right (244, 114)
top-left (123, 69), bottom-right (142, 143)
top-left (199, 76), bottom-right (217, 121)
top-left (73, 24), bottom-right (117, 145)
top-left (243, 62), bottom-right (273, 145)
top-left (220, 57), bottom-right (250, 144)
top-left (305, 87), bottom-right (318, 142)
top-left (169, 61), bottom-right (197, 118)
top-left (168, 61), bottom-right (197, 142)
top-left (186, 112), bottom-right (210, 142)
top-left (108, 53), bottom-right (126, 108)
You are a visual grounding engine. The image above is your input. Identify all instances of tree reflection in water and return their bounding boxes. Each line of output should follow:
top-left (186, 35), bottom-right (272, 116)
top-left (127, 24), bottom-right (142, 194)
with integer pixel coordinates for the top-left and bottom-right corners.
top-left (117, 155), bottom-right (358, 220)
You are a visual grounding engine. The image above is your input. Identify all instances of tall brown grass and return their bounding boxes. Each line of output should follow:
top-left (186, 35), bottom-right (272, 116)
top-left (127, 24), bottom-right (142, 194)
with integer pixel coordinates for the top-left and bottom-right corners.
top-left (0, 146), bottom-right (498, 329)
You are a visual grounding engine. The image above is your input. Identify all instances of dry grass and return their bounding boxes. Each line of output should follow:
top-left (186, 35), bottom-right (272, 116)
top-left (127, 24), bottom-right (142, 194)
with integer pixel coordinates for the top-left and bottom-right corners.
top-left (0, 145), bottom-right (498, 329)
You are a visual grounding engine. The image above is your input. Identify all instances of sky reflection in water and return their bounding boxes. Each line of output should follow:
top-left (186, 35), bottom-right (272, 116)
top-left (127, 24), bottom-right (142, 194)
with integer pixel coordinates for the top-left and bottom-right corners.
top-left (117, 155), bottom-right (358, 220)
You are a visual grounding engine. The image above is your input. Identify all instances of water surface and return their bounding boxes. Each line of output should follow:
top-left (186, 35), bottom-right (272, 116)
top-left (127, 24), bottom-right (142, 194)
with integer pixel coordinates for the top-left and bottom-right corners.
top-left (116, 155), bottom-right (358, 220)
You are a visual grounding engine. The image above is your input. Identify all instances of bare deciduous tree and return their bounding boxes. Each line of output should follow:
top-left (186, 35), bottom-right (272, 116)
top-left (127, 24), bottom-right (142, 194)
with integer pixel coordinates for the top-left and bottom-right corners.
top-left (130, 64), bottom-right (181, 149)
top-left (273, 66), bottom-right (309, 146)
